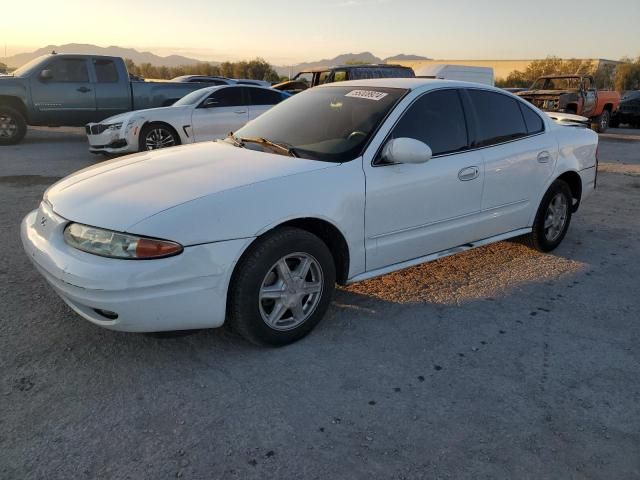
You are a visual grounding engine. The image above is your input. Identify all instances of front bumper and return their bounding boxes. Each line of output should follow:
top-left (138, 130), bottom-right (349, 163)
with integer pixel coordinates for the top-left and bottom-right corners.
top-left (21, 205), bottom-right (251, 332)
top-left (85, 123), bottom-right (139, 154)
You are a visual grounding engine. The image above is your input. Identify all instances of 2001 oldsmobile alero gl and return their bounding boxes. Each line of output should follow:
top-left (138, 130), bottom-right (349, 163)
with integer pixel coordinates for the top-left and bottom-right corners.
top-left (21, 79), bottom-right (598, 346)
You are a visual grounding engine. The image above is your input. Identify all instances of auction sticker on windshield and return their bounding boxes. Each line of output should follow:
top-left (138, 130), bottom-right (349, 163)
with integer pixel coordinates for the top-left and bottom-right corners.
top-left (345, 90), bottom-right (388, 101)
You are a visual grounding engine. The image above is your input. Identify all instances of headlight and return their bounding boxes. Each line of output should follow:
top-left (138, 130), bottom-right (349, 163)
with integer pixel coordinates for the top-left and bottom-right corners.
top-left (108, 123), bottom-right (123, 131)
top-left (63, 223), bottom-right (183, 260)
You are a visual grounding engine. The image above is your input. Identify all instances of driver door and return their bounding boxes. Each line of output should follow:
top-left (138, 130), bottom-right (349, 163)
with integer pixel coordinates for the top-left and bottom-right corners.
top-left (191, 87), bottom-right (248, 141)
top-left (29, 57), bottom-right (96, 125)
top-left (363, 89), bottom-right (484, 271)
top-left (582, 77), bottom-right (597, 116)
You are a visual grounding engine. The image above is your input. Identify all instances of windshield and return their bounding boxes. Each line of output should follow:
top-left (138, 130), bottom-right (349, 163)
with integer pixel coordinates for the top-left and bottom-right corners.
top-left (230, 86), bottom-right (407, 162)
top-left (531, 77), bottom-right (582, 90)
top-left (12, 55), bottom-right (50, 77)
top-left (173, 88), bottom-right (212, 106)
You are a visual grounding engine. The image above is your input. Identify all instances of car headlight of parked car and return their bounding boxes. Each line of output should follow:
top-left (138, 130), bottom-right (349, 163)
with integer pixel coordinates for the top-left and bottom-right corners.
top-left (63, 223), bottom-right (183, 259)
top-left (107, 122), bottom-right (123, 131)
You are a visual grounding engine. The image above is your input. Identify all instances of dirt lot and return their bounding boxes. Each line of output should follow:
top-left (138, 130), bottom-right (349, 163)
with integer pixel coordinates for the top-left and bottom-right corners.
top-left (1, 128), bottom-right (639, 479)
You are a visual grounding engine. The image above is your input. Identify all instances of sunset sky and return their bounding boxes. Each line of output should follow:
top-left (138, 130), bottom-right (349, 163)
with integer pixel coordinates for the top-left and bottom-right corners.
top-left (2, 0), bottom-right (639, 64)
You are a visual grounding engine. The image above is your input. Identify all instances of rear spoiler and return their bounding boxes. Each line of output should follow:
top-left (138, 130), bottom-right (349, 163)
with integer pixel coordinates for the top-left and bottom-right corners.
top-left (545, 112), bottom-right (590, 127)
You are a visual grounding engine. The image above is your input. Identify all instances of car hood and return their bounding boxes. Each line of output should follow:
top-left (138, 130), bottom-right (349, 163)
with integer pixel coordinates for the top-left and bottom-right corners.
top-left (93, 106), bottom-right (189, 125)
top-left (45, 141), bottom-right (334, 232)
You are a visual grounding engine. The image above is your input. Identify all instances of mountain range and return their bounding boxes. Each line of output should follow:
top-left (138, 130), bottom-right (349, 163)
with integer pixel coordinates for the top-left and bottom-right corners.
top-left (1, 44), bottom-right (430, 75)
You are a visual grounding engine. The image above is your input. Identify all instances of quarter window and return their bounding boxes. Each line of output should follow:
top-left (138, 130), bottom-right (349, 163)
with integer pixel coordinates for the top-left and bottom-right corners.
top-left (518, 101), bottom-right (544, 134)
top-left (46, 59), bottom-right (89, 82)
top-left (94, 59), bottom-right (119, 83)
top-left (467, 90), bottom-right (527, 146)
top-left (385, 89), bottom-right (468, 157)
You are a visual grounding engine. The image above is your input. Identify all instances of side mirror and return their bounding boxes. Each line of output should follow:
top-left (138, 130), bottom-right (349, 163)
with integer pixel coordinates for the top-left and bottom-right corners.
top-left (203, 98), bottom-right (219, 108)
top-left (381, 137), bottom-right (432, 164)
top-left (39, 69), bottom-right (53, 81)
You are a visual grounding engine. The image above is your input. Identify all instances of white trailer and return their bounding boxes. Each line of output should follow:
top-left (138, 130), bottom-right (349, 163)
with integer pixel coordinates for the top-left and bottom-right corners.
top-left (415, 64), bottom-right (495, 86)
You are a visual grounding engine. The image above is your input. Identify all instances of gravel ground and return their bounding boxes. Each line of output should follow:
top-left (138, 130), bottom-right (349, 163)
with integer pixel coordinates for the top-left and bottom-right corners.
top-left (1, 128), bottom-right (639, 479)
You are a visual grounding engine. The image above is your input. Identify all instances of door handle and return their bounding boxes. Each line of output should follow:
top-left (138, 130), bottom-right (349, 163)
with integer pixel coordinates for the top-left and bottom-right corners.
top-left (234, 110), bottom-right (246, 114)
top-left (77, 87), bottom-right (92, 93)
top-left (537, 151), bottom-right (552, 163)
top-left (458, 166), bottom-right (479, 181)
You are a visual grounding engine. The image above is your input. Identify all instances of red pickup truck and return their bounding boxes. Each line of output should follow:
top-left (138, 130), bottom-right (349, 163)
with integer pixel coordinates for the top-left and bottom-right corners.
top-left (517, 75), bottom-right (620, 132)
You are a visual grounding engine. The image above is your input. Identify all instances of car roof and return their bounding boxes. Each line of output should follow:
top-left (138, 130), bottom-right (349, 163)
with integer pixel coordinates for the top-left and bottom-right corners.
top-left (299, 64), bottom-right (411, 73)
top-left (315, 77), bottom-right (503, 92)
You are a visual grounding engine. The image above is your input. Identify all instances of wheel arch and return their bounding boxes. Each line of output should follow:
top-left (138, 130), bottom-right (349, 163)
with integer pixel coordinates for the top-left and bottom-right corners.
top-left (556, 170), bottom-right (583, 212)
top-left (139, 120), bottom-right (182, 148)
top-left (0, 95), bottom-right (29, 122)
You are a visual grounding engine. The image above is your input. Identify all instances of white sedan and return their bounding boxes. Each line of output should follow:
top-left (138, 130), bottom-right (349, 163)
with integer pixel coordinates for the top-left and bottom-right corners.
top-left (85, 85), bottom-right (290, 154)
top-left (23, 79), bottom-right (598, 346)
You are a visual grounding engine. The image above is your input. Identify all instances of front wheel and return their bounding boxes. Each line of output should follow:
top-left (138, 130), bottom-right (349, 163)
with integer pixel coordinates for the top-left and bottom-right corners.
top-left (139, 123), bottom-right (179, 151)
top-left (522, 180), bottom-right (573, 252)
top-left (227, 227), bottom-right (336, 346)
top-left (591, 110), bottom-right (610, 133)
top-left (0, 106), bottom-right (27, 145)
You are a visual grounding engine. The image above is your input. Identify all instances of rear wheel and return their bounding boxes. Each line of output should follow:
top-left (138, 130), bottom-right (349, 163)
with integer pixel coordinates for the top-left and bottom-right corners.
top-left (522, 180), bottom-right (573, 252)
top-left (228, 227), bottom-right (336, 346)
top-left (139, 123), bottom-right (179, 152)
top-left (0, 106), bottom-right (27, 145)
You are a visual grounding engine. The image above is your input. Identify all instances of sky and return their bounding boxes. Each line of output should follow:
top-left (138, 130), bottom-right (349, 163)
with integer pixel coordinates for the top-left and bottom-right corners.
top-left (2, 0), bottom-right (639, 64)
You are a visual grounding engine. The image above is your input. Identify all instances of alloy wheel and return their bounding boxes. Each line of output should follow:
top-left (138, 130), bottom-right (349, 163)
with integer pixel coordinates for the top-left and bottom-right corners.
top-left (0, 114), bottom-right (18, 139)
top-left (145, 128), bottom-right (176, 150)
top-left (258, 253), bottom-right (324, 331)
top-left (544, 193), bottom-right (568, 242)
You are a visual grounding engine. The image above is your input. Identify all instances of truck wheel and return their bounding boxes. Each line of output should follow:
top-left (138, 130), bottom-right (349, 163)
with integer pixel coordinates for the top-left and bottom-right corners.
top-left (609, 115), bottom-right (620, 128)
top-left (139, 123), bottom-right (179, 152)
top-left (0, 106), bottom-right (27, 145)
top-left (591, 110), bottom-right (610, 133)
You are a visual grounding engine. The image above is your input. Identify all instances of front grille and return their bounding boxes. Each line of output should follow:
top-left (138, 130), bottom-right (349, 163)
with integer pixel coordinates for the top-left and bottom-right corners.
top-left (87, 124), bottom-right (108, 135)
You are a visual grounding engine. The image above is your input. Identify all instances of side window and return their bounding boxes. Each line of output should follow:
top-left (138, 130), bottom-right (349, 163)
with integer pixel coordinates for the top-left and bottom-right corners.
top-left (94, 59), bottom-right (119, 83)
top-left (333, 70), bottom-right (348, 82)
top-left (518, 101), bottom-right (544, 134)
top-left (205, 87), bottom-right (244, 107)
top-left (46, 59), bottom-right (89, 82)
top-left (384, 89), bottom-right (468, 157)
top-left (248, 88), bottom-right (286, 106)
top-left (467, 90), bottom-right (527, 147)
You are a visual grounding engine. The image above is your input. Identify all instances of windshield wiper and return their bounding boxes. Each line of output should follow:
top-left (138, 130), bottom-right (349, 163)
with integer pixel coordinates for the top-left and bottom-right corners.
top-left (224, 132), bottom-right (245, 148)
top-left (236, 136), bottom-right (299, 157)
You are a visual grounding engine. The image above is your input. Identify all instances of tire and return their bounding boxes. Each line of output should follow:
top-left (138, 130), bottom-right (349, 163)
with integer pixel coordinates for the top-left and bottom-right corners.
top-left (522, 180), bottom-right (573, 252)
top-left (0, 106), bottom-right (27, 145)
top-left (228, 227), bottom-right (336, 346)
top-left (591, 110), bottom-right (610, 133)
top-left (138, 123), bottom-right (179, 152)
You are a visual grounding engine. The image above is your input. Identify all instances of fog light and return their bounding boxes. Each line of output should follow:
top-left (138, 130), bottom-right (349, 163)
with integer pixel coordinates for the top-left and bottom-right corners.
top-left (94, 309), bottom-right (118, 320)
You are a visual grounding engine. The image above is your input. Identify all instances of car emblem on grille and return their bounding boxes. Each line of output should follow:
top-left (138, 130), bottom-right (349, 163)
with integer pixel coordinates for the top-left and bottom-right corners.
top-left (40, 216), bottom-right (47, 227)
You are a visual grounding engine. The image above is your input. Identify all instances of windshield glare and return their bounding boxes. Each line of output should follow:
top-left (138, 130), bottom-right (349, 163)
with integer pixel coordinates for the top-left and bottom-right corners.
top-left (173, 88), bottom-right (212, 106)
top-left (231, 86), bottom-right (407, 162)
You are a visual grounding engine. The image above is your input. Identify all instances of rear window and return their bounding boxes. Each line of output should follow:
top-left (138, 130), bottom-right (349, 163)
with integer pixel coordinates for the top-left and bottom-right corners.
top-left (350, 67), bottom-right (414, 80)
top-left (518, 101), bottom-right (544, 134)
top-left (248, 88), bottom-right (286, 105)
top-left (94, 59), bottom-right (119, 83)
top-left (467, 90), bottom-right (528, 147)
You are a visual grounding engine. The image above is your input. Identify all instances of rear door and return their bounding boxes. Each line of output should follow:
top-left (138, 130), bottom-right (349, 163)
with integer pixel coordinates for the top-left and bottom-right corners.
top-left (191, 86), bottom-right (248, 141)
top-left (246, 88), bottom-right (287, 120)
top-left (30, 57), bottom-right (96, 125)
top-left (464, 89), bottom-right (556, 237)
top-left (92, 57), bottom-right (130, 120)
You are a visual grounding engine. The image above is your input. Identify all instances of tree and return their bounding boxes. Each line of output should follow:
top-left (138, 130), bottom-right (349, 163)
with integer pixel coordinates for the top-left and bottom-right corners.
top-left (614, 61), bottom-right (640, 92)
top-left (498, 57), bottom-right (596, 88)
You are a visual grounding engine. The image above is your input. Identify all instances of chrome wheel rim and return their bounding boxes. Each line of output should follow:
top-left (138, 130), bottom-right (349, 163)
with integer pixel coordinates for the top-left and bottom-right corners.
top-left (544, 193), bottom-right (568, 242)
top-left (600, 112), bottom-right (609, 131)
top-left (145, 128), bottom-right (176, 150)
top-left (259, 253), bottom-right (324, 331)
top-left (0, 114), bottom-right (18, 139)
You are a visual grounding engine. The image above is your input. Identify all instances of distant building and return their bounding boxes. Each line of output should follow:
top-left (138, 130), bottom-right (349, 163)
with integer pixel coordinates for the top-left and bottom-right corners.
top-left (392, 59), bottom-right (623, 81)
